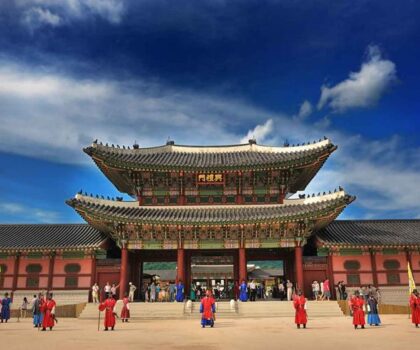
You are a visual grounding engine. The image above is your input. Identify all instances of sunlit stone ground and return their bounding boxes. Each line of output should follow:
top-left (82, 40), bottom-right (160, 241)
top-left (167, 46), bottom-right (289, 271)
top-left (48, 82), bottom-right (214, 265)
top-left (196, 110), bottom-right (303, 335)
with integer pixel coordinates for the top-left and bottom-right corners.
top-left (1, 315), bottom-right (418, 350)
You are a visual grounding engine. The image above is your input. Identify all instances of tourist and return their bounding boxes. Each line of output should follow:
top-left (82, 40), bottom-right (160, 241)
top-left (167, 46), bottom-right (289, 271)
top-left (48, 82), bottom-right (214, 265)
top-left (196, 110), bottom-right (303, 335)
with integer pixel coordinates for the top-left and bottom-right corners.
top-left (200, 290), bottom-right (216, 328)
top-left (239, 280), bottom-right (248, 302)
top-left (322, 279), bottom-right (331, 301)
top-left (120, 293), bottom-right (130, 322)
top-left (249, 280), bottom-right (257, 301)
top-left (175, 280), bottom-right (184, 302)
top-left (336, 281), bottom-right (343, 300)
top-left (41, 292), bottom-right (56, 331)
top-left (196, 284), bottom-right (202, 300)
top-left (341, 281), bottom-right (347, 300)
top-left (128, 282), bottom-right (137, 302)
top-left (286, 280), bottom-right (293, 301)
top-left (104, 282), bottom-right (111, 298)
top-left (320, 278), bottom-right (324, 299)
top-left (190, 283), bottom-right (196, 301)
top-left (375, 288), bottom-right (381, 304)
top-left (169, 282), bottom-right (176, 302)
top-left (111, 283), bottom-right (119, 299)
top-left (311, 281), bottom-right (319, 300)
top-left (350, 291), bottom-right (365, 329)
top-left (20, 297), bottom-right (29, 319)
top-left (367, 293), bottom-right (381, 326)
top-left (1, 292), bottom-right (12, 323)
top-left (409, 289), bottom-right (420, 328)
top-left (150, 282), bottom-right (157, 302)
top-left (143, 282), bottom-right (149, 302)
top-left (98, 293), bottom-right (117, 331)
top-left (278, 282), bottom-right (285, 300)
top-left (92, 283), bottom-right (100, 304)
top-left (32, 293), bottom-right (44, 328)
top-left (293, 290), bottom-right (307, 329)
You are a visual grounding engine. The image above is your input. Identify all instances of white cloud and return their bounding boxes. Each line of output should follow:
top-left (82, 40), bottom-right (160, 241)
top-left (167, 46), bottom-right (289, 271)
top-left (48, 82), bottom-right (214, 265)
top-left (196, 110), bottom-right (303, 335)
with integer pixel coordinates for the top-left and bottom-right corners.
top-left (22, 7), bottom-right (62, 30)
top-left (0, 202), bottom-right (60, 223)
top-left (318, 45), bottom-right (397, 112)
top-left (240, 119), bottom-right (274, 144)
top-left (17, 0), bottom-right (125, 29)
top-left (295, 100), bottom-right (313, 120)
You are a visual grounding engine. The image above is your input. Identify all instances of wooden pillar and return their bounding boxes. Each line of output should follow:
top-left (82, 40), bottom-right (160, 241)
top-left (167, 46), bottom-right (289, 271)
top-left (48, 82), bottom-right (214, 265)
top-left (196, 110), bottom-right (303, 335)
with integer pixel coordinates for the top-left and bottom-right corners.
top-left (233, 250), bottom-right (239, 282)
top-left (327, 252), bottom-right (336, 299)
top-left (236, 171), bottom-right (243, 204)
top-left (185, 250), bottom-right (191, 297)
top-left (47, 252), bottom-right (55, 291)
top-left (119, 243), bottom-right (129, 299)
top-left (177, 248), bottom-right (185, 284)
top-left (370, 249), bottom-right (378, 287)
top-left (239, 247), bottom-right (247, 282)
top-left (12, 253), bottom-right (20, 293)
top-left (295, 245), bottom-right (304, 292)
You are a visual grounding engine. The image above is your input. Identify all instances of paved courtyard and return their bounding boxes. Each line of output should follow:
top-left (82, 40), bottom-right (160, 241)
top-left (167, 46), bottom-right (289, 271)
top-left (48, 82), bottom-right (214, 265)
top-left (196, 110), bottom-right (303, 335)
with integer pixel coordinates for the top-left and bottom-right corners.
top-left (1, 315), bottom-right (418, 350)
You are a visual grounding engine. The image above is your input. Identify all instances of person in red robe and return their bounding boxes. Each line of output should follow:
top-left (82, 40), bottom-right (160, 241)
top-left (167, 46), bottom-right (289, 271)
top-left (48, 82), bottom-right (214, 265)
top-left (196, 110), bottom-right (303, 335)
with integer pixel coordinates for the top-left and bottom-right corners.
top-left (120, 293), bottom-right (130, 323)
top-left (99, 294), bottom-right (117, 331)
top-left (41, 293), bottom-right (56, 331)
top-left (409, 289), bottom-right (420, 328)
top-left (200, 290), bottom-right (216, 328)
top-left (350, 291), bottom-right (365, 329)
top-left (293, 290), bottom-right (307, 328)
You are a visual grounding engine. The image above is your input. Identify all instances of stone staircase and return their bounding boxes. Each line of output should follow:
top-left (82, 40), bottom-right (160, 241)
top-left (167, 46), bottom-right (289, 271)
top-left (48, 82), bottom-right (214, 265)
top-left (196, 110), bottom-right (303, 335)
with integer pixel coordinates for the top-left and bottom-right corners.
top-left (79, 300), bottom-right (343, 320)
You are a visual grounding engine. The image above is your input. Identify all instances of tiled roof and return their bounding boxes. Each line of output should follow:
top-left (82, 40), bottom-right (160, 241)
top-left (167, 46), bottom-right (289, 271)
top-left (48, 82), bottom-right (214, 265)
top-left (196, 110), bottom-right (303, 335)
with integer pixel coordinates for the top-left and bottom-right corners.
top-left (67, 191), bottom-right (354, 225)
top-left (0, 224), bottom-right (107, 252)
top-left (316, 220), bottom-right (420, 247)
top-left (84, 139), bottom-right (336, 170)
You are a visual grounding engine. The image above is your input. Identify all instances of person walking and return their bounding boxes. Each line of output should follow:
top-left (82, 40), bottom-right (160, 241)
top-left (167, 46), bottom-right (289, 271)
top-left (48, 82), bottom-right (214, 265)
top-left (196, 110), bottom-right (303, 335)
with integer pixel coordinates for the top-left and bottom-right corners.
top-left (20, 297), bottom-right (29, 319)
top-left (40, 292), bottom-right (56, 331)
top-left (409, 289), bottom-right (420, 328)
top-left (92, 283), bottom-right (100, 304)
top-left (1, 292), bottom-right (12, 323)
top-left (286, 280), bottom-right (293, 301)
top-left (367, 293), bottom-right (381, 326)
top-left (128, 282), bottom-right (137, 302)
top-left (350, 291), bottom-right (365, 329)
top-left (323, 279), bottom-right (331, 301)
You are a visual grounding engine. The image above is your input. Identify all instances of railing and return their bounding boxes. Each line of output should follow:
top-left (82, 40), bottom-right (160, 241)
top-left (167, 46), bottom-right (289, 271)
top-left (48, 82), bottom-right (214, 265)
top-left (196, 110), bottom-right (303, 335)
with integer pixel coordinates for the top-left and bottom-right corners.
top-left (337, 300), bottom-right (410, 315)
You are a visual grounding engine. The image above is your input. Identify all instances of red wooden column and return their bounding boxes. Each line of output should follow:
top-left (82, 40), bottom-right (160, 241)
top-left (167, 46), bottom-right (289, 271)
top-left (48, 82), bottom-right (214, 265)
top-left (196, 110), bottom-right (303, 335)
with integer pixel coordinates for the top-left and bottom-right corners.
top-left (47, 252), bottom-right (55, 291)
top-left (239, 247), bottom-right (247, 282)
top-left (119, 243), bottom-right (129, 299)
top-left (177, 248), bottom-right (185, 283)
top-left (369, 249), bottom-right (378, 287)
top-left (12, 253), bottom-right (21, 295)
top-left (295, 244), bottom-right (304, 292)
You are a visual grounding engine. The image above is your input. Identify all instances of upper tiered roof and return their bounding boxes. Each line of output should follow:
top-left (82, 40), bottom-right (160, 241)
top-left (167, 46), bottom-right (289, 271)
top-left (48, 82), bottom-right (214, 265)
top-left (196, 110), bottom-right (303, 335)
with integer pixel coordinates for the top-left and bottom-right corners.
top-left (84, 138), bottom-right (337, 195)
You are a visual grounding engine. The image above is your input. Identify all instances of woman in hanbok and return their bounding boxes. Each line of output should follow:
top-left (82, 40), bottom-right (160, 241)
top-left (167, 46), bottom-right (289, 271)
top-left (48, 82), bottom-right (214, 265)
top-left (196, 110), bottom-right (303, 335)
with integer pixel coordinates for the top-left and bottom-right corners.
top-left (1, 292), bottom-right (12, 323)
top-left (239, 280), bottom-right (248, 302)
top-left (120, 293), bottom-right (130, 322)
top-left (367, 293), bottom-right (381, 326)
top-left (190, 283), bottom-right (196, 301)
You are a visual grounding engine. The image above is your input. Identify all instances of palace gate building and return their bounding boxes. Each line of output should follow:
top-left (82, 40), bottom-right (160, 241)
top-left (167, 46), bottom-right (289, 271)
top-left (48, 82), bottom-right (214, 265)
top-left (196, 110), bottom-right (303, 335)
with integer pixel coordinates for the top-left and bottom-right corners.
top-left (0, 138), bottom-right (419, 304)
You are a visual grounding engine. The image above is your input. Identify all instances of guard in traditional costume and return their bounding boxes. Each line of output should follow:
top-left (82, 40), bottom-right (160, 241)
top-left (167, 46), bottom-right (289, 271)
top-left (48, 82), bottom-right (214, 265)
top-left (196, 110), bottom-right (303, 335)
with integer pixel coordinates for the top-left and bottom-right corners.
top-left (239, 280), bottom-right (248, 302)
top-left (409, 289), bottom-right (420, 328)
top-left (99, 294), bottom-right (117, 331)
top-left (350, 291), bottom-right (365, 329)
top-left (176, 280), bottom-right (184, 302)
top-left (293, 290), bottom-right (307, 328)
top-left (120, 294), bottom-right (130, 322)
top-left (41, 293), bottom-right (56, 331)
top-left (200, 290), bottom-right (216, 328)
top-left (1, 292), bottom-right (12, 323)
top-left (367, 293), bottom-right (381, 326)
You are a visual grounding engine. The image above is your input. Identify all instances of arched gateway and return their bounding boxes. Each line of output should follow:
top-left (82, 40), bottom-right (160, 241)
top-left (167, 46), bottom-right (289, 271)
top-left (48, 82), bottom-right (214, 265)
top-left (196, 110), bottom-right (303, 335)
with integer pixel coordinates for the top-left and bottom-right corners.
top-left (67, 138), bottom-right (355, 299)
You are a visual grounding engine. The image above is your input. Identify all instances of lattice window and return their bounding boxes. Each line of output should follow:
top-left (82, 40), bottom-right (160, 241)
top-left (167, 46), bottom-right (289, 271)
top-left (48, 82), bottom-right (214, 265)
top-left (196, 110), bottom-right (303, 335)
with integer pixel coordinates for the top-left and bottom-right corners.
top-left (64, 264), bottom-right (81, 274)
top-left (347, 274), bottom-right (360, 285)
top-left (344, 260), bottom-right (361, 270)
top-left (0, 264), bottom-right (6, 288)
top-left (386, 273), bottom-right (400, 284)
top-left (26, 276), bottom-right (39, 288)
top-left (65, 276), bottom-right (79, 288)
top-left (383, 259), bottom-right (400, 270)
top-left (26, 264), bottom-right (42, 273)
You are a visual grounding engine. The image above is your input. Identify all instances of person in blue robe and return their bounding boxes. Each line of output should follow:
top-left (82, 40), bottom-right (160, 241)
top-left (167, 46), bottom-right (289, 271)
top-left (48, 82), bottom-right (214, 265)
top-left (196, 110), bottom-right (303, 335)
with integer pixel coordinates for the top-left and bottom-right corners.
top-left (239, 280), bottom-right (248, 302)
top-left (1, 292), bottom-right (12, 322)
top-left (32, 293), bottom-right (44, 327)
top-left (176, 280), bottom-right (185, 302)
top-left (367, 293), bottom-right (381, 326)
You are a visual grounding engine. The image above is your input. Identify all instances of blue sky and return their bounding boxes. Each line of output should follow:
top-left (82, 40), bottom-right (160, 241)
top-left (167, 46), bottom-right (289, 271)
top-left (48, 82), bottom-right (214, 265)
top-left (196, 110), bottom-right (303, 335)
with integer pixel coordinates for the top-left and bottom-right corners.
top-left (0, 0), bottom-right (419, 223)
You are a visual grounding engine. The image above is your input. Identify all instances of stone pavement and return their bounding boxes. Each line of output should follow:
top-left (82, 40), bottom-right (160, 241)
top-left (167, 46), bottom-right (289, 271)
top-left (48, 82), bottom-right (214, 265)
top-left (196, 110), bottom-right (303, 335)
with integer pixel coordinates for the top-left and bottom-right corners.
top-left (1, 315), bottom-right (418, 350)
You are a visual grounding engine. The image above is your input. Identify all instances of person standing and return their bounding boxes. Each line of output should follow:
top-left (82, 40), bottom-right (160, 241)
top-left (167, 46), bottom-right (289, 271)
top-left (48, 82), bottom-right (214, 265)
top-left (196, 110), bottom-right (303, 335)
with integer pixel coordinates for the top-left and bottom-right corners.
top-left (1, 292), bottom-right (12, 323)
top-left (98, 293), bottom-right (117, 331)
top-left (175, 280), bottom-right (184, 302)
top-left (120, 293), bottom-right (130, 323)
top-left (190, 283), bottom-right (196, 302)
top-left (104, 282), bottom-right (111, 299)
top-left (239, 280), bottom-right (248, 302)
top-left (249, 280), bottom-right (257, 302)
top-left (128, 282), bottom-right (137, 302)
top-left (293, 290), bottom-right (307, 329)
top-left (409, 289), bottom-right (420, 328)
top-left (41, 293), bottom-right (56, 331)
top-left (286, 280), bottom-right (293, 301)
top-left (32, 293), bottom-right (44, 328)
top-left (150, 281), bottom-right (157, 302)
top-left (323, 279), bottom-right (331, 301)
top-left (169, 282), bottom-right (176, 302)
top-left (20, 297), bottom-right (29, 319)
top-left (111, 283), bottom-right (119, 299)
top-left (367, 293), bottom-right (381, 326)
top-left (92, 283), bottom-right (100, 304)
top-left (200, 290), bottom-right (216, 328)
top-left (350, 291), bottom-right (365, 329)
